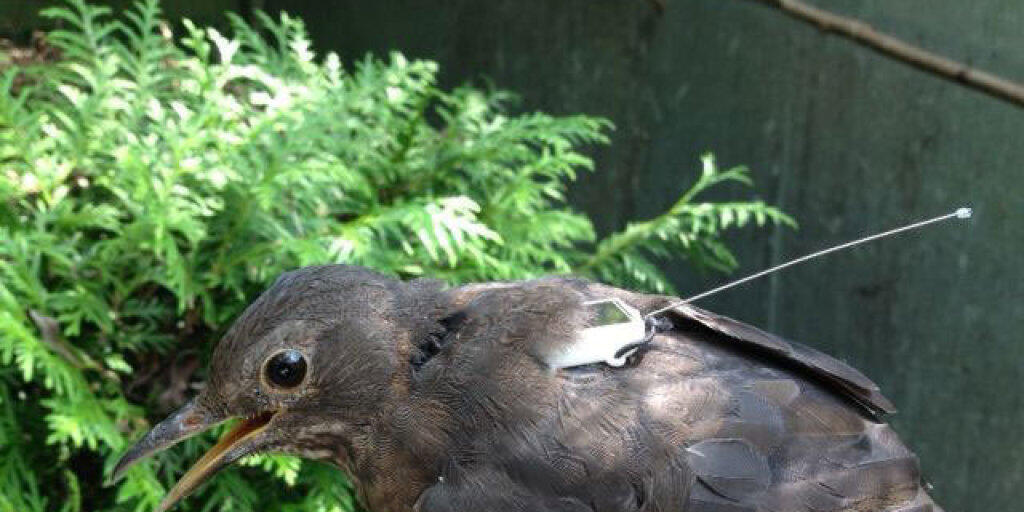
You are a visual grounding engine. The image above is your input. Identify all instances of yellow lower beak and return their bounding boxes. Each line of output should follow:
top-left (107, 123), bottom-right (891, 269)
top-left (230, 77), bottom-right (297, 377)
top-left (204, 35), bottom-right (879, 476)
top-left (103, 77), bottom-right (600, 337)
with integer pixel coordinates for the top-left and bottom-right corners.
top-left (156, 411), bottom-right (275, 512)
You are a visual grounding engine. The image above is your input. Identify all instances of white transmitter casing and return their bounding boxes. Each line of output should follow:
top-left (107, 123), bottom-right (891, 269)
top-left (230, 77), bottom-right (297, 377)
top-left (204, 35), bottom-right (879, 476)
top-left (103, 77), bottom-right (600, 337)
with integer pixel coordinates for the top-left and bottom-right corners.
top-left (547, 298), bottom-right (648, 369)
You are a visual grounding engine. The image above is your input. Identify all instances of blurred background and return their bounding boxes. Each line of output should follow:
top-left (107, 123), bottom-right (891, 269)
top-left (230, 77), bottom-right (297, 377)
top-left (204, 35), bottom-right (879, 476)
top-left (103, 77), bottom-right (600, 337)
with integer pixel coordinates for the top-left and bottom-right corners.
top-left (2, 1), bottom-right (1021, 511)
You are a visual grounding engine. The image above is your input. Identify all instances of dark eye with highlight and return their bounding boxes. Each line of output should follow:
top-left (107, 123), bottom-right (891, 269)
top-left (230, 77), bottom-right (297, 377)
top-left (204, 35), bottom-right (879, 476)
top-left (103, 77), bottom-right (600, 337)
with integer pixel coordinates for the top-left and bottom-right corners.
top-left (264, 350), bottom-right (307, 389)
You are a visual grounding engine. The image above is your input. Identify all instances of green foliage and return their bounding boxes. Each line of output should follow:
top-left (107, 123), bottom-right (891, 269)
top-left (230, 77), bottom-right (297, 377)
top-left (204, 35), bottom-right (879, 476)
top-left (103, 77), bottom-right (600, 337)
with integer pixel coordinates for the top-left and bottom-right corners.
top-left (0, 1), bottom-right (793, 511)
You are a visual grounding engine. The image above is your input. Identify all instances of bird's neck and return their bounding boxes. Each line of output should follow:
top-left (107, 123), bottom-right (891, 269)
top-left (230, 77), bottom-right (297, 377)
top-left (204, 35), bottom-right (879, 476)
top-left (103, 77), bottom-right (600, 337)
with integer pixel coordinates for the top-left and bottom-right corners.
top-left (339, 401), bottom-right (450, 512)
top-left (343, 294), bottom-right (473, 510)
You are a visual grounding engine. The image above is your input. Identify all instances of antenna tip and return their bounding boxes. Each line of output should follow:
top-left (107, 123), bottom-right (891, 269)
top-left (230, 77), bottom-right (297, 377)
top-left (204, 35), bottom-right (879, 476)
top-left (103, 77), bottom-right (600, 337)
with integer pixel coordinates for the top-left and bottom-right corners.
top-left (955, 207), bottom-right (973, 219)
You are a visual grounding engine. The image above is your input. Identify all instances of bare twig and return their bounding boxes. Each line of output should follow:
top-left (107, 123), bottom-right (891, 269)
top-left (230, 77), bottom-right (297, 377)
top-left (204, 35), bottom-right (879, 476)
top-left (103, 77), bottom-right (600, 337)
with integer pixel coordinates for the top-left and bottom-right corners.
top-left (752, 0), bottom-right (1024, 108)
top-left (29, 309), bottom-right (121, 383)
top-left (29, 310), bottom-right (87, 370)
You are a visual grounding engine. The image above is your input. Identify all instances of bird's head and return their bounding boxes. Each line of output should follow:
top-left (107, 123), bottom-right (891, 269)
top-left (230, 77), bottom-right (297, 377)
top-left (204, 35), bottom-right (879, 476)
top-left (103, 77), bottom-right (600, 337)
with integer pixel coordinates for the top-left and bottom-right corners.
top-left (113, 265), bottom-right (446, 511)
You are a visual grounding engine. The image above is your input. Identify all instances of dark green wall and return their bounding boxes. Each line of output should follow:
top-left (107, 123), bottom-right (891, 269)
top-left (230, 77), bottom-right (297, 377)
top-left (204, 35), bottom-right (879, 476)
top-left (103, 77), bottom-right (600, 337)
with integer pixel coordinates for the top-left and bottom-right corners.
top-left (6, 1), bottom-right (1023, 510)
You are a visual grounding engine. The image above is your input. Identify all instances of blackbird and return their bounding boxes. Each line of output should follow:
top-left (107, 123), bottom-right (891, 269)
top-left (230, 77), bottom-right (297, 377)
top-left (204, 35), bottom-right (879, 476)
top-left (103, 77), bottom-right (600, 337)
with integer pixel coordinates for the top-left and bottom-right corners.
top-left (114, 265), bottom-right (942, 512)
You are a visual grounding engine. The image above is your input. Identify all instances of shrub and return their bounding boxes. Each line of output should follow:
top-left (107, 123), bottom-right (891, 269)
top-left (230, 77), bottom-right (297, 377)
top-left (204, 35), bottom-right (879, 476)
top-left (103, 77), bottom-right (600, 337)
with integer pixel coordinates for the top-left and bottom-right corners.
top-left (0, 1), bottom-right (793, 511)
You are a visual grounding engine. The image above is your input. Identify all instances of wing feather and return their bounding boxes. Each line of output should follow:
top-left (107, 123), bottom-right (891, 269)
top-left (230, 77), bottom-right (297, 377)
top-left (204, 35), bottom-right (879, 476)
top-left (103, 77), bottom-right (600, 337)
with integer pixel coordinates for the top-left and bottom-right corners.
top-left (665, 303), bottom-right (896, 416)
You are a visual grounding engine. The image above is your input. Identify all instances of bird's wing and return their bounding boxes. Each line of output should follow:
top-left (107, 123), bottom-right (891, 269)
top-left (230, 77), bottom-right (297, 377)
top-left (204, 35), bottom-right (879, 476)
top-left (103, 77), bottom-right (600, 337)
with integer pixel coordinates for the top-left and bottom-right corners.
top-left (662, 302), bottom-right (896, 417)
top-left (616, 287), bottom-right (937, 512)
top-left (641, 321), bottom-right (941, 512)
top-left (569, 283), bottom-right (938, 511)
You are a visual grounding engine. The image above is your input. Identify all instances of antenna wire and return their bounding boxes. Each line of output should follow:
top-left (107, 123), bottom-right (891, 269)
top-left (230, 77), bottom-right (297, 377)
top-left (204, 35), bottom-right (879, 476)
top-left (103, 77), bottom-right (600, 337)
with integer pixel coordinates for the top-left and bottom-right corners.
top-left (645, 207), bottom-right (972, 318)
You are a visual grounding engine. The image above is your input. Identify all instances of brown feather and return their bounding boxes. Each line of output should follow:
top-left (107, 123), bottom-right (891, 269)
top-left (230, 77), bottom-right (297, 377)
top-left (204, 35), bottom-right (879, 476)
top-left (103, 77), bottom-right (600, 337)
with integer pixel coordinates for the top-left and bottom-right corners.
top-left (147, 266), bottom-right (942, 512)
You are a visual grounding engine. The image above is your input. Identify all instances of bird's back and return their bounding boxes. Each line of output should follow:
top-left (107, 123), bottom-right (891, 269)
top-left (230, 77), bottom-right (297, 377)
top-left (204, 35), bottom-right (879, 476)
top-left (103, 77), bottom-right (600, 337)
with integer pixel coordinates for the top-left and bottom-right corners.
top-left (411, 279), bottom-right (942, 512)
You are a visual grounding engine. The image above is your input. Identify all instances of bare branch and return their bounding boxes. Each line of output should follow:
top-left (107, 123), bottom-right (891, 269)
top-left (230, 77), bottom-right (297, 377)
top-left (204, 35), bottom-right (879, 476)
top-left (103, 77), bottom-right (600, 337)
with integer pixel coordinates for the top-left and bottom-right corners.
top-left (29, 309), bottom-right (121, 382)
top-left (29, 310), bottom-right (88, 370)
top-left (752, 0), bottom-right (1024, 108)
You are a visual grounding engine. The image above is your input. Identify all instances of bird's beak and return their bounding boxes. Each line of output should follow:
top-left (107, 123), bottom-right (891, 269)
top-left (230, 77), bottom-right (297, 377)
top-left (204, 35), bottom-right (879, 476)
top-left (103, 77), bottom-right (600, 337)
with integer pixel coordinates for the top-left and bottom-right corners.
top-left (112, 399), bottom-right (277, 512)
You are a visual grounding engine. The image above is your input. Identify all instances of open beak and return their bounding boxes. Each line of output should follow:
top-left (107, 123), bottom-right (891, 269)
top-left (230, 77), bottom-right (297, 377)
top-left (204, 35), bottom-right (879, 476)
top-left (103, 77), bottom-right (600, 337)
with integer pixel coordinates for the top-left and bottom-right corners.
top-left (112, 399), bottom-right (276, 512)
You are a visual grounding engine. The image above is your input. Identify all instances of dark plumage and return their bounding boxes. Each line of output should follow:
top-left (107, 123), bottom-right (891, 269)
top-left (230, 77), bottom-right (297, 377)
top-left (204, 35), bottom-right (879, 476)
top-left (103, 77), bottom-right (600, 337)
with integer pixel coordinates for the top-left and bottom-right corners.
top-left (115, 265), bottom-right (942, 512)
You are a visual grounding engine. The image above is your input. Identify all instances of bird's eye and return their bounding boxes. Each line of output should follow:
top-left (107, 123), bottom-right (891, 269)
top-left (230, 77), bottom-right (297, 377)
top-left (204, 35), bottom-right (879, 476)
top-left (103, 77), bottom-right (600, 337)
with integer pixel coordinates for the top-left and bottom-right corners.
top-left (264, 350), bottom-right (307, 389)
